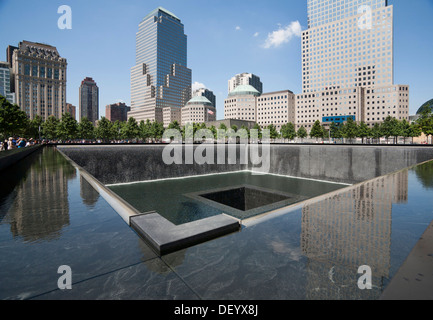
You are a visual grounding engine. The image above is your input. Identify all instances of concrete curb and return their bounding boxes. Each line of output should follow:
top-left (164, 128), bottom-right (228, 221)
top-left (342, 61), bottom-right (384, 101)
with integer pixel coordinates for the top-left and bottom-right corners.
top-left (130, 212), bottom-right (240, 256)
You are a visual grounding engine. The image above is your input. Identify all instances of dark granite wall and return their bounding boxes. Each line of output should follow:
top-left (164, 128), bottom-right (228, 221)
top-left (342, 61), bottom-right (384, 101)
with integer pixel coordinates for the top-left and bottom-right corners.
top-left (57, 144), bottom-right (248, 185)
top-left (57, 144), bottom-right (433, 185)
top-left (258, 145), bottom-right (433, 184)
top-left (0, 145), bottom-right (42, 172)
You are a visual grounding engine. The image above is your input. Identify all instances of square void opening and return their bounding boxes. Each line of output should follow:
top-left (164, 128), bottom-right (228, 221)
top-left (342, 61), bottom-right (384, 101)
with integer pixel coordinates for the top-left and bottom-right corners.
top-left (199, 186), bottom-right (290, 212)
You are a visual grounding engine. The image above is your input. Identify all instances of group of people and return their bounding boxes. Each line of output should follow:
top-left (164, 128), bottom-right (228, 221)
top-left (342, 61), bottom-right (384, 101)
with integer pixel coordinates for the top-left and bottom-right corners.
top-left (0, 137), bottom-right (37, 151)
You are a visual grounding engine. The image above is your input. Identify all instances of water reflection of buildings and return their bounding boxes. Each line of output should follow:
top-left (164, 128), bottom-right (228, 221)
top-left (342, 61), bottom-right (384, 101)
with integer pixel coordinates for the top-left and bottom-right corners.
top-left (4, 149), bottom-right (76, 242)
top-left (80, 176), bottom-right (100, 208)
top-left (414, 161), bottom-right (433, 190)
top-left (301, 171), bottom-right (408, 300)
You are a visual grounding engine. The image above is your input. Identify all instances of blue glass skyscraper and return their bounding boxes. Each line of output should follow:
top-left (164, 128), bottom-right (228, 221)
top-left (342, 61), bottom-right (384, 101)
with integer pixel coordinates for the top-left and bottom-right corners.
top-left (129, 7), bottom-right (192, 123)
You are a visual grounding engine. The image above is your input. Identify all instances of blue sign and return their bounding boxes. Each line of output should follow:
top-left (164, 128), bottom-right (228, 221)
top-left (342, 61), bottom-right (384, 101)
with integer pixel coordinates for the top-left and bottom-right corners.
top-left (322, 115), bottom-right (356, 124)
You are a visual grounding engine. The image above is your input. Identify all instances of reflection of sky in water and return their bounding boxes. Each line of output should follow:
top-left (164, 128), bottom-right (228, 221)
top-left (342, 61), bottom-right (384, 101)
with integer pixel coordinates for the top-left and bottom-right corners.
top-left (0, 147), bottom-right (432, 300)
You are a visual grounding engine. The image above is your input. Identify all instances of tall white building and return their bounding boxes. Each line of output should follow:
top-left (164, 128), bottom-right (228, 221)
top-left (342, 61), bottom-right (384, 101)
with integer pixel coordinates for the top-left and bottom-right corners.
top-left (296, 0), bottom-right (409, 130)
top-left (303, 0), bottom-right (393, 93)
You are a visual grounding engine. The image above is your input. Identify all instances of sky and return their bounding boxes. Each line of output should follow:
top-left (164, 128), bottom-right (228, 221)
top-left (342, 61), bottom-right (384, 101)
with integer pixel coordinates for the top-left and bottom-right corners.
top-left (0, 0), bottom-right (432, 120)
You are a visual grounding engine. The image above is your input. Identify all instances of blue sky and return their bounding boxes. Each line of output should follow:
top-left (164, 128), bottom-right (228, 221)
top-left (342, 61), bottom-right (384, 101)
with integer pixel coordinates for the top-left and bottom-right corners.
top-left (0, 0), bottom-right (432, 120)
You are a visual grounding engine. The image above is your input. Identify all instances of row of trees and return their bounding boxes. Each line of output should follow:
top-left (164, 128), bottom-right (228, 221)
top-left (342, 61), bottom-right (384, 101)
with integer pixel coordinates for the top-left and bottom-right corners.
top-left (0, 95), bottom-right (258, 142)
top-left (0, 95), bottom-right (165, 142)
top-left (25, 113), bottom-right (167, 143)
top-left (180, 112), bottom-right (433, 144)
top-left (1, 94), bottom-right (433, 144)
top-left (278, 112), bottom-right (433, 144)
top-left (288, 116), bottom-right (426, 144)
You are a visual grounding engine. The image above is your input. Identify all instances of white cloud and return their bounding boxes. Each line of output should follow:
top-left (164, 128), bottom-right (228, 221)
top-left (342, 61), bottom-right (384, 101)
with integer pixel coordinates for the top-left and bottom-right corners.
top-left (253, 32), bottom-right (259, 37)
top-left (192, 81), bottom-right (206, 93)
top-left (263, 21), bottom-right (302, 49)
top-left (235, 26), bottom-right (241, 31)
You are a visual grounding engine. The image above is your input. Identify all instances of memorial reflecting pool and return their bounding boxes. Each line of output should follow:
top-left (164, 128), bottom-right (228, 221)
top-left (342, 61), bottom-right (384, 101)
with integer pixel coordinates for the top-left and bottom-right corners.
top-left (0, 147), bottom-right (432, 300)
top-left (108, 171), bottom-right (346, 225)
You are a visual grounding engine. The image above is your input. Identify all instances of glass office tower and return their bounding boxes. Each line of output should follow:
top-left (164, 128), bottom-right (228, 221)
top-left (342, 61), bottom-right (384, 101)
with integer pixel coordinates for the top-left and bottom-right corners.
top-left (129, 7), bottom-right (192, 123)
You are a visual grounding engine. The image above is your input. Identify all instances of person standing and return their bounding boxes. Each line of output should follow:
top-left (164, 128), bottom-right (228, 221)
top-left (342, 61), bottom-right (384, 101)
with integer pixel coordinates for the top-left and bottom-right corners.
top-left (18, 138), bottom-right (26, 148)
top-left (7, 137), bottom-right (14, 150)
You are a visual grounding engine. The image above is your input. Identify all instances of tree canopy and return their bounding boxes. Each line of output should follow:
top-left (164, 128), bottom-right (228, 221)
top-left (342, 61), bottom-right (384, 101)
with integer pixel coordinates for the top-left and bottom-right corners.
top-left (310, 120), bottom-right (325, 140)
top-left (57, 113), bottom-right (78, 141)
top-left (342, 118), bottom-right (359, 142)
top-left (281, 122), bottom-right (297, 140)
top-left (0, 95), bottom-right (28, 140)
top-left (297, 126), bottom-right (308, 140)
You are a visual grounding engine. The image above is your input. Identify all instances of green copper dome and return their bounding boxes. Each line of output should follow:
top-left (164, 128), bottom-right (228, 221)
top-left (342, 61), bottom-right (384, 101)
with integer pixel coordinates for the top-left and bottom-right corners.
top-left (186, 95), bottom-right (212, 106)
top-left (228, 85), bottom-right (261, 97)
top-left (417, 99), bottom-right (433, 115)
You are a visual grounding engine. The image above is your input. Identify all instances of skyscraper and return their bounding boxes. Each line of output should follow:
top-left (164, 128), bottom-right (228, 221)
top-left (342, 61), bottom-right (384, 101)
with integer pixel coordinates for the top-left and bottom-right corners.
top-left (296, 0), bottom-right (409, 130)
top-left (303, 0), bottom-right (393, 93)
top-left (79, 77), bottom-right (99, 124)
top-left (0, 61), bottom-right (15, 104)
top-left (8, 41), bottom-right (67, 120)
top-left (129, 7), bottom-right (192, 123)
